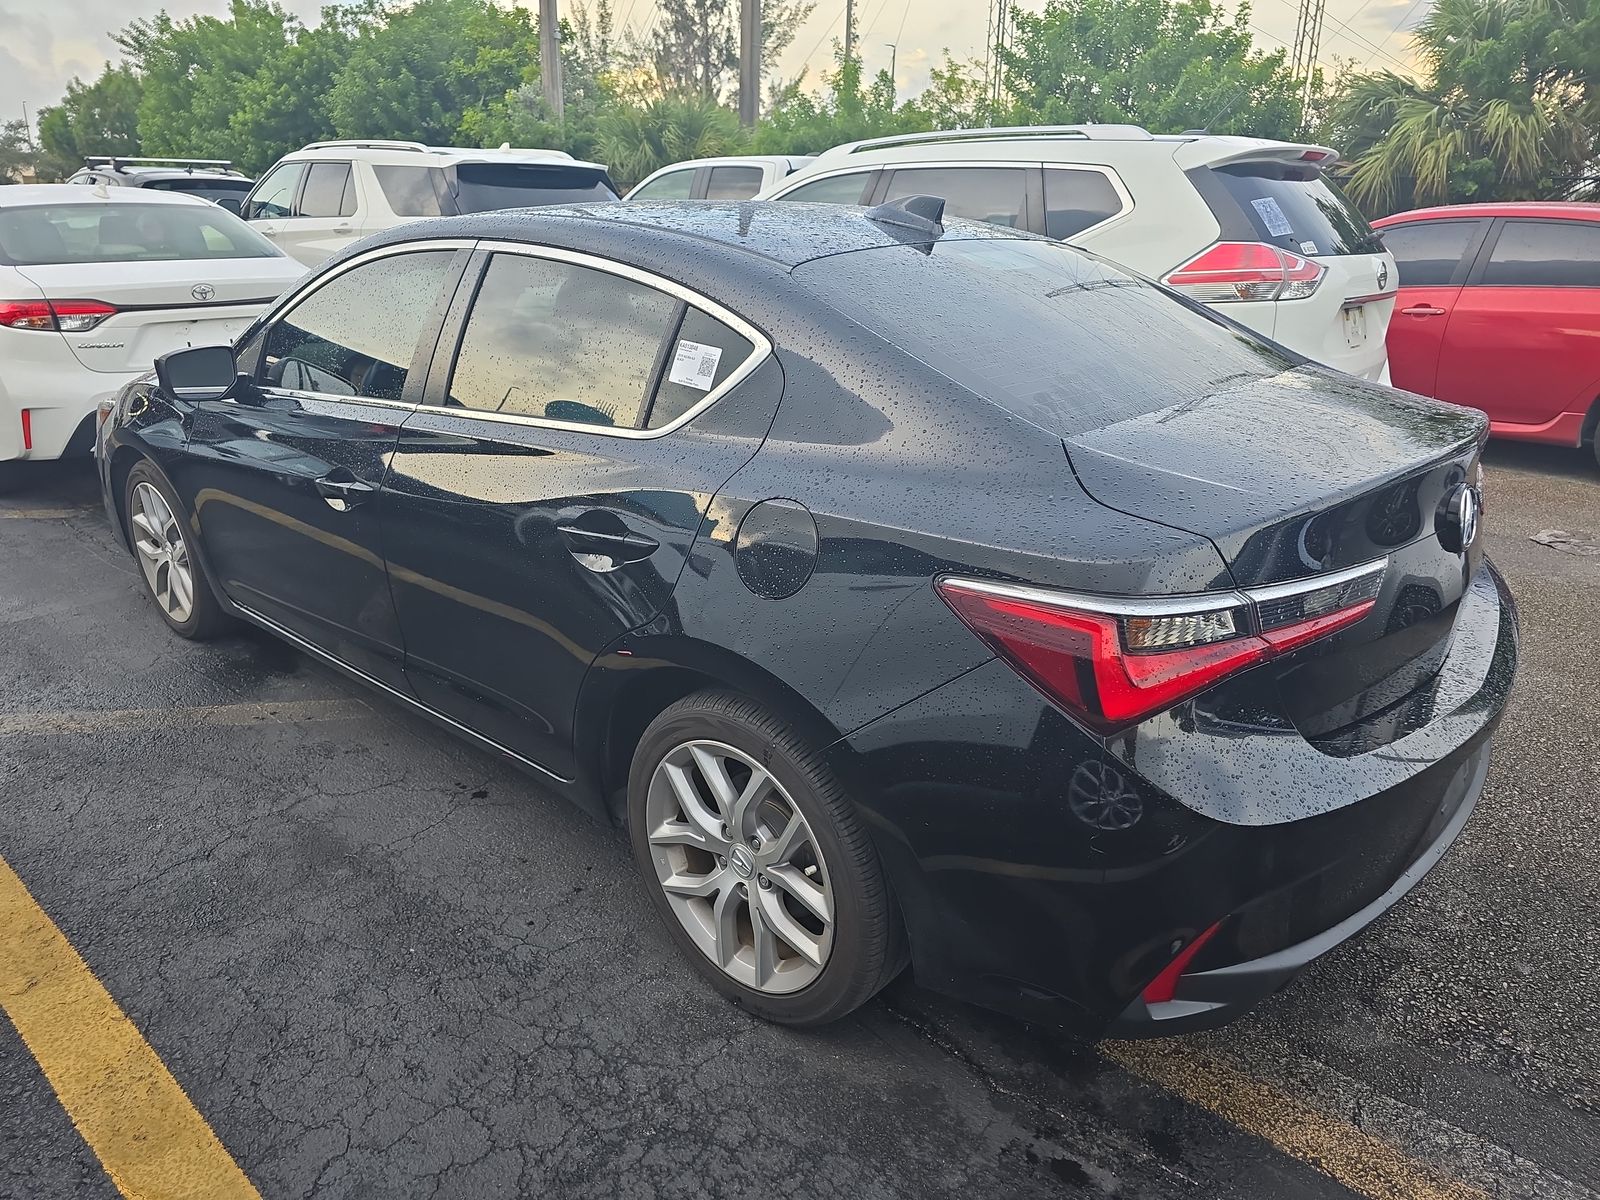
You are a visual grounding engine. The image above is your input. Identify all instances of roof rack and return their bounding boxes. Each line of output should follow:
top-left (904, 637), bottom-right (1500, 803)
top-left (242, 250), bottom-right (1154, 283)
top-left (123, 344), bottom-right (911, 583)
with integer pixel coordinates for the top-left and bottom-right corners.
top-left (84, 156), bottom-right (240, 173)
top-left (830, 124), bottom-right (1155, 156)
top-left (299, 139), bottom-right (432, 153)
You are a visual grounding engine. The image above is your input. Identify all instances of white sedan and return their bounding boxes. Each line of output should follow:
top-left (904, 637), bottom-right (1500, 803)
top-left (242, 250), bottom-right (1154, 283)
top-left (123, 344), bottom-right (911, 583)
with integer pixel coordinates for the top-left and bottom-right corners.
top-left (0, 185), bottom-right (305, 491)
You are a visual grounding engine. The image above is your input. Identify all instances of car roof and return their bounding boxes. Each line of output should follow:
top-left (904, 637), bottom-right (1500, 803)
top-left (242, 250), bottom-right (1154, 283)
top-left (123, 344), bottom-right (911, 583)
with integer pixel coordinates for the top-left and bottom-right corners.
top-left (283, 141), bottom-right (608, 173)
top-left (644, 155), bottom-right (814, 175)
top-left (0, 184), bottom-right (217, 208)
top-left (1374, 201), bottom-right (1600, 225)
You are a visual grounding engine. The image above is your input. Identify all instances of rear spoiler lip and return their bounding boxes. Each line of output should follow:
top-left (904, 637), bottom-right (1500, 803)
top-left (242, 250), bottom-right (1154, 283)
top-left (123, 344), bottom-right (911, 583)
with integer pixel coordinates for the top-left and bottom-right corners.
top-left (1176, 141), bottom-right (1341, 171)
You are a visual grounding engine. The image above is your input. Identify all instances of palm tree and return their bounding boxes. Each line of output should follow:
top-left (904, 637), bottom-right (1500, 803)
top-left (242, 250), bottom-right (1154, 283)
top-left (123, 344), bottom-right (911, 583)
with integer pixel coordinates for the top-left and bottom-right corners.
top-left (1328, 0), bottom-right (1595, 213)
top-left (596, 94), bottom-right (747, 189)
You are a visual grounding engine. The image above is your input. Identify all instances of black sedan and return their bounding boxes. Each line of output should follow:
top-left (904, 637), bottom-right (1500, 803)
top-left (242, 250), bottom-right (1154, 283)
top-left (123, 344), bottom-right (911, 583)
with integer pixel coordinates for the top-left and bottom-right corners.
top-left (97, 200), bottom-right (1517, 1034)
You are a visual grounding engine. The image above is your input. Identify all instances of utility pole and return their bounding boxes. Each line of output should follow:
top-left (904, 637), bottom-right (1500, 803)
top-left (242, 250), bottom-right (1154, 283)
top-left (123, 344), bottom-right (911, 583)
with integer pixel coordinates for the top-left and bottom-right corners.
top-left (844, 0), bottom-right (855, 62)
top-left (1290, 0), bottom-right (1327, 112)
top-left (739, 0), bottom-right (761, 128)
top-left (984, 0), bottom-right (1011, 118)
top-left (885, 43), bottom-right (897, 87)
top-left (539, 0), bottom-right (564, 120)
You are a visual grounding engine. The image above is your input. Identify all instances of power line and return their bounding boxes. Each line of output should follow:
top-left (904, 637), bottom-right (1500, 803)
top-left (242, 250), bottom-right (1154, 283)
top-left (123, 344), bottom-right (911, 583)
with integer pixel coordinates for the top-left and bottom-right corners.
top-left (1359, 0), bottom-right (1431, 68)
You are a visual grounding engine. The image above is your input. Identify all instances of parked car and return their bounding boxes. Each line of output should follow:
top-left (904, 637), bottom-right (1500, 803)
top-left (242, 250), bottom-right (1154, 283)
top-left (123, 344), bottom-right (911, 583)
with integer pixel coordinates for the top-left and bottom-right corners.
top-left (66, 157), bottom-right (256, 211)
top-left (627, 155), bottom-right (816, 202)
top-left (99, 199), bottom-right (1515, 1034)
top-left (241, 140), bottom-right (620, 266)
top-left (761, 125), bottom-right (1397, 382)
top-left (0, 185), bottom-right (303, 492)
top-left (1375, 202), bottom-right (1600, 464)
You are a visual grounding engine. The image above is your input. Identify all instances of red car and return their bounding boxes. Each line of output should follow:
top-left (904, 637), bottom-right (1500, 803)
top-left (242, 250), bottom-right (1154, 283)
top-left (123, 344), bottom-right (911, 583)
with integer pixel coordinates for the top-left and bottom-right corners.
top-left (1375, 202), bottom-right (1600, 464)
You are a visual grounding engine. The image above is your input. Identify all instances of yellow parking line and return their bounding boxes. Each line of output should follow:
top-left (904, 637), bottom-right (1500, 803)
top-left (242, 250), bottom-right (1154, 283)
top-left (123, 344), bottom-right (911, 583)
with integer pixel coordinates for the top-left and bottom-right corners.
top-left (0, 698), bottom-right (369, 736)
top-left (1104, 1040), bottom-right (1491, 1200)
top-left (0, 854), bottom-right (260, 1200)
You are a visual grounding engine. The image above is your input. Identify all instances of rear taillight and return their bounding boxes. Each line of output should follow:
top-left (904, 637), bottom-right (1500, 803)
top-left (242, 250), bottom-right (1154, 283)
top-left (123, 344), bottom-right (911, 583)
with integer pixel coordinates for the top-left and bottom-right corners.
top-left (935, 560), bottom-right (1385, 734)
top-left (0, 299), bottom-right (117, 332)
top-left (1162, 242), bottom-right (1324, 303)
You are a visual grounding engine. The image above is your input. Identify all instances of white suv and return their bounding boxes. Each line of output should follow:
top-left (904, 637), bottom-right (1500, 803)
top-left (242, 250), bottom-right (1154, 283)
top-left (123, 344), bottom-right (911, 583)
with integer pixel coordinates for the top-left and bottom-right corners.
top-left (241, 140), bottom-right (620, 266)
top-left (627, 155), bottom-right (816, 202)
top-left (761, 126), bottom-right (1397, 381)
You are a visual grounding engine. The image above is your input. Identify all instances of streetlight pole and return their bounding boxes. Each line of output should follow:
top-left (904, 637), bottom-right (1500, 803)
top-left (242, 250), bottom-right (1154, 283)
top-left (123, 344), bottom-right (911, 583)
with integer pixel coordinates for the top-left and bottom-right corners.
top-left (739, 0), bottom-right (762, 128)
top-left (885, 42), bottom-right (897, 87)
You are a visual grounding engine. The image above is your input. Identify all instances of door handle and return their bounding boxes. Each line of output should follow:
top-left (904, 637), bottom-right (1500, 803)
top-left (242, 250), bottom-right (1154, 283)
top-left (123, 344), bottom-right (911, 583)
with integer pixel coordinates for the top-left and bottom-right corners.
top-left (556, 523), bottom-right (659, 569)
top-left (1400, 304), bottom-right (1447, 316)
top-left (314, 473), bottom-right (376, 510)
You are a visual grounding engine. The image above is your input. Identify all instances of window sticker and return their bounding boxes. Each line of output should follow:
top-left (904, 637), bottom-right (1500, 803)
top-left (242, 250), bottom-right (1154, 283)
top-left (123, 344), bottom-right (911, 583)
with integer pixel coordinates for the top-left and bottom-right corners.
top-left (1251, 196), bottom-right (1294, 237)
top-left (667, 339), bottom-right (723, 391)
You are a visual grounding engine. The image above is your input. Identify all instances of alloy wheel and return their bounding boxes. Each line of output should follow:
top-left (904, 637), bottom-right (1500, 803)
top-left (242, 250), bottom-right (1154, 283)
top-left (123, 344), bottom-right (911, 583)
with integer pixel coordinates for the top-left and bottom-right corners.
top-left (129, 482), bottom-right (195, 624)
top-left (644, 740), bottom-right (835, 994)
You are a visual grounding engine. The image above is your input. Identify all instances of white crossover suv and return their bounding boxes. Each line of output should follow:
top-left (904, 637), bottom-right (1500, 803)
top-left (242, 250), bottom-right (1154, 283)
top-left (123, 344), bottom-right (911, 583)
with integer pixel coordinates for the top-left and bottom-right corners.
top-left (761, 126), bottom-right (1397, 381)
top-left (0, 185), bottom-right (304, 489)
top-left (241, 140), bottom-right (621, 267)
top-left (627, 155), bottom-right (816, 202)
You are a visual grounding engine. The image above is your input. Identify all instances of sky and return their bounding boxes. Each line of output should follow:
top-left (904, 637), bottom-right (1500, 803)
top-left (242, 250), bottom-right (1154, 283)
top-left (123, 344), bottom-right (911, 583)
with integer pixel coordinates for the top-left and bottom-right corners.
top-left (2, 0), bottom-right (1431, 135)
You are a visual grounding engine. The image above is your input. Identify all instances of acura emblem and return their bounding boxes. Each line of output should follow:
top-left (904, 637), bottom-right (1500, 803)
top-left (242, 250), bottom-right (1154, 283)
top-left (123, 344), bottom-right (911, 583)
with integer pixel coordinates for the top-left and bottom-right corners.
top-left (191, 283), bottom-right (215, 302)
top-left (1376, 259), bottom-right (1389, 291)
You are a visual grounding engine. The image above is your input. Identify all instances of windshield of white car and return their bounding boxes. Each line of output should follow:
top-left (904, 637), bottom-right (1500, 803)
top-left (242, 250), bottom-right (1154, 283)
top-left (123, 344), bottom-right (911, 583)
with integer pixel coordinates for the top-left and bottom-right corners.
top-left (0, 202), bottom-right (282, 266)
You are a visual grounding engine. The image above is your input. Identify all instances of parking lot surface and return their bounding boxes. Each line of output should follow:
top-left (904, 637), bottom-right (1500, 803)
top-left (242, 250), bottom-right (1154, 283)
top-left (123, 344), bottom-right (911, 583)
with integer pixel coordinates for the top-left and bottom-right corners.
top-left (1, 442), bottom-right (1596, 1199)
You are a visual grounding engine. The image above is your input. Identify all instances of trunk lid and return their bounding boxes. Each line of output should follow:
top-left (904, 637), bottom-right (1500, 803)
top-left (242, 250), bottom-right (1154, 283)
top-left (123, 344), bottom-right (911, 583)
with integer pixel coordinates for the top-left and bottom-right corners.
top-left (1064, 366), bottom-right (1488, 741)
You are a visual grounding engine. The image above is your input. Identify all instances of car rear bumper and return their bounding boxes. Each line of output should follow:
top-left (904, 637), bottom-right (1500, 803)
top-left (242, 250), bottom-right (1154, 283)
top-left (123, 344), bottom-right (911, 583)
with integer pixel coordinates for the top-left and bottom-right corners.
top-left (0, 345), bottom-right (128, 462)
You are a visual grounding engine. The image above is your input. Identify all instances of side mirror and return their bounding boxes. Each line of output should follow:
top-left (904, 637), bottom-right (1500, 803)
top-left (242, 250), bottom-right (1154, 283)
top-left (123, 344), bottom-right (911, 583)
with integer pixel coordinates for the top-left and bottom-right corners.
top-left (155, 345), bottom-right (240, 403)
top-left (216, 197), bottom-right (243, 215)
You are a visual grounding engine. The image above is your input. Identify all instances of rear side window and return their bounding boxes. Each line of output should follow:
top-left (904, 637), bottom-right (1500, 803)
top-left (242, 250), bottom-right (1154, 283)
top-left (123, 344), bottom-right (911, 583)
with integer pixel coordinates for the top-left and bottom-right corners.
top-left (261, 251), bottom-right (457, 400)
top-left (882, 167), bottom-right (1027, 229)
top-left (1481, 220), bottom-right (1600, 287)
top-left (245, 161), bottom-right (305, 220)
top-left (374, 166), bottom-right (446, 217)
top-left (630, 169), bottom-right (696, 201)
top-left (649, 306), bottom-right (754, 427)
top-left (792, 237), bottom-right (1299, 438)
top-left (1044, 168), bottom-right (1124, 240)
top-left (1383, 220), bottom-right (1479, 287)
top-left (0, 203), bottom-right (281, 265)
top-left (705, 165), bottom-right (764, 201)
top-left (451, 163), bottom-right (619, 213)
top-left (1204, 162), bottom-right (1383, 256)
top-left (299, 162), bottom-right (355, 218)
top-left (778, 173), bottom-right (875, 205)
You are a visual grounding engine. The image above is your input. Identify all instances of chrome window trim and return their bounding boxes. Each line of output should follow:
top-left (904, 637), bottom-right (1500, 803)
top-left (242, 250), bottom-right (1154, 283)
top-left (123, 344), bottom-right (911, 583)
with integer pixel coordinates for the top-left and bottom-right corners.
top-left (1243, 558), bottom-right (1388, 606)
top-left (428, 239), bottom-right (774, 441)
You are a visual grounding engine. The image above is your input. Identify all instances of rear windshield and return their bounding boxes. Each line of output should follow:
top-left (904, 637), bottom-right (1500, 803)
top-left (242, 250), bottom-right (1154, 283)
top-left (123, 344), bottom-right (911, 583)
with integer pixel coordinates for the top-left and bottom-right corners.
top-left (792, 236), bottom-right (1300, 438)
top-left (451, 163), bottom-right (619, 213)
top-left (145, 178), bottom-right (254, 204)
top-left (1204, 162), bottom-right (1383, 257)
top-left (0, 203), bottom-right (282, 265)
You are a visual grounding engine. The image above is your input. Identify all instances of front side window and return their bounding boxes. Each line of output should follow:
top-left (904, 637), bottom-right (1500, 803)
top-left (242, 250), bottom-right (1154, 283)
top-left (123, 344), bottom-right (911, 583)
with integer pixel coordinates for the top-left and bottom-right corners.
top-left (260, 250), bottom-right (457, 400)
top-left (1044, 168), bottom-right (1125, 240)
top-left (1481, 220), bottom-right (1600, 287)
top-left (374, 166), bottom-right (446, 218)
top-left (0, 203), bottom-right (281, 265)
top-left (1383, 220), bottom-right (1479, 287)
top-left (778, 172), bottom-right (875, 205)
top-left (630, 170), bottom-right (696, 201)
top-left (705, 165), bottom-right (764, 201)
top-left (882, 167), bottom-right (1028, 229)
top-left (299, 162), bottom-right (355, 218)
top-left (245, 161), bottom-right (305, 220)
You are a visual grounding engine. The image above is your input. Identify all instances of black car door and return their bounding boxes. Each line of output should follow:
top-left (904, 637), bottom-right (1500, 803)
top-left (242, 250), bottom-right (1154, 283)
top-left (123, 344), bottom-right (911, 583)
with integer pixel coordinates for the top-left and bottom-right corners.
top-left (380, 245), bottom-right (778, 779)
top-left (174, 244), bottom-right (471, 689)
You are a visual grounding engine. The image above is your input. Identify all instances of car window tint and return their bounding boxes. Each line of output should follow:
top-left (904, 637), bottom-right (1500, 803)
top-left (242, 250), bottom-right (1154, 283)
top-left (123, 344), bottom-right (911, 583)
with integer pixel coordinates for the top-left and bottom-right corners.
top-left (447, 254), bottom-right (679, 428)
top-left (452, 164), bottom-right (619, 212)
top-left (0, 203), bottom-right (281, 265)
top-left (778, 173), bottom-right (874, 205)
top-left (647, 306), bottom-right (755, 428)
top-left (1383, 220), bottom-right (1478, 287)
top-left (300, 162), bottom-right (353, 218)
top-left (246, 161), bottom-right (305, 220)
top-left (631, 170), bottom-right (696, 201)
top-left (260, 251), bottom-right (457, 400)
top-left (1481, 220), bottom-right (1600, 287)
top-left (882, 167), bottom-right (1027, 229)
top-left (1043, 168), bottom-right (1124, 240)
top-left (1205, 162), bottom-right (1383, 256)
top-left (705, 165), bottom-right (764, 201)
top-left (147, 179), bottom-right (255, 205)
top-left (373, 166), bottom-right (446, 217)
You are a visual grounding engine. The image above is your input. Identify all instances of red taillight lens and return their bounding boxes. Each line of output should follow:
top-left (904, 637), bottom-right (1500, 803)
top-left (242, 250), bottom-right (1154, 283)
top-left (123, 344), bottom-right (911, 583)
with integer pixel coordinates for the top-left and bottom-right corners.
top-left (1162, 241), bottom-right (1324, 303)
top-left (935, 568), bottom-right (1383, 734)
top-left (20, 409), bottom-right (32, 451)
top-left (1142, 919), bottom-right (1224, 1005)
top-left (0, 299), bottom-right (117, 332)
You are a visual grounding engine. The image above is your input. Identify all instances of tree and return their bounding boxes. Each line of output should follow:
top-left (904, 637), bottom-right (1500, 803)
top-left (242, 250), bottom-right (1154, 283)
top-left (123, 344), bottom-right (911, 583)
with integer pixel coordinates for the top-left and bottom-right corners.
top-left (597, 94), bottom-right (746, 186)
top-left (999, 0), bottom-right (1308, 140)
top-left (327, 0), bottom-right (541, 145)
top-left (34, 65), bottom-right (143, 179)
top-left (756, 47), bottom-right (924, 155)
top-left (0, 120), bottom-right (39, 183)
top-left (634, 0), bottom-right (814, 102)
top-left (1329, 0), bottom-right (1597, 213)
top-left (477, 2), bottom-right (621, 161)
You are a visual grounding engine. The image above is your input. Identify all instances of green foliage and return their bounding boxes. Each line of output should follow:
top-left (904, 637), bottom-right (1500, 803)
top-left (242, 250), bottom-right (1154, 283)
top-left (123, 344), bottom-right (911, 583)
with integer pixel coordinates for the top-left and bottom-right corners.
top-left (0, 120), bottom-right (39, 183)
top-left (1329, 0), bottom-right (1598, 213)
top-left (598, 94), bottom-right (746, 187)
top-left (632, 0), bottom-right (814, 101)
top-left (999, 0), bottom-right (1308, 139)
top-left (755, 50), bottom-right (923, 155)
top-left (34, 65), bottom-right (143, 180)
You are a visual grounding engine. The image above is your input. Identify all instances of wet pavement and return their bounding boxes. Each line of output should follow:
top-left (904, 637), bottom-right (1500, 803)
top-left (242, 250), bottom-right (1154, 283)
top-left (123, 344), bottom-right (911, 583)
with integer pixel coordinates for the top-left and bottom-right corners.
top-left (0, 441), bottom-right (1596, 1199)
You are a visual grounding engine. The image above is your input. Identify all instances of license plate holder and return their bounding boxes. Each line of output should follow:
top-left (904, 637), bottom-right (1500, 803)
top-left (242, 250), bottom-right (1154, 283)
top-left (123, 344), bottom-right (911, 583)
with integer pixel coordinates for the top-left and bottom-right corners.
top-left (1342, 304), bottom-right (1368, 347)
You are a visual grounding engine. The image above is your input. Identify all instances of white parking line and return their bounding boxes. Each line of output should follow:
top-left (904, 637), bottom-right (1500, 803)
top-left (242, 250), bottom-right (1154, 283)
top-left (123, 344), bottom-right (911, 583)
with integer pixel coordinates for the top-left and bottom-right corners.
top-left (0, 508), bottom-right (94, 520)
top-left (0, 698), bottom-right (371, 737)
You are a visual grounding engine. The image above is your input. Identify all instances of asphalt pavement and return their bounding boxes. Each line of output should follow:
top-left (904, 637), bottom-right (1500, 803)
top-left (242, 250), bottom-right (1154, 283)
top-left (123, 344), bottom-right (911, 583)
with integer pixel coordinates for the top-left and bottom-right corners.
top-left (0, 440), bottom-right (1596, 1199)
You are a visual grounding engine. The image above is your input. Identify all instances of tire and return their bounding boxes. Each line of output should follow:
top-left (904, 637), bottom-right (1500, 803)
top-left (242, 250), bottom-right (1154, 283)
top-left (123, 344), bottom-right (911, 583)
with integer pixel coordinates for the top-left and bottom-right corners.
top-left (628, 689), bottom-right (907, 1026)
top-left (123, 462), bottom-right (230, 640)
